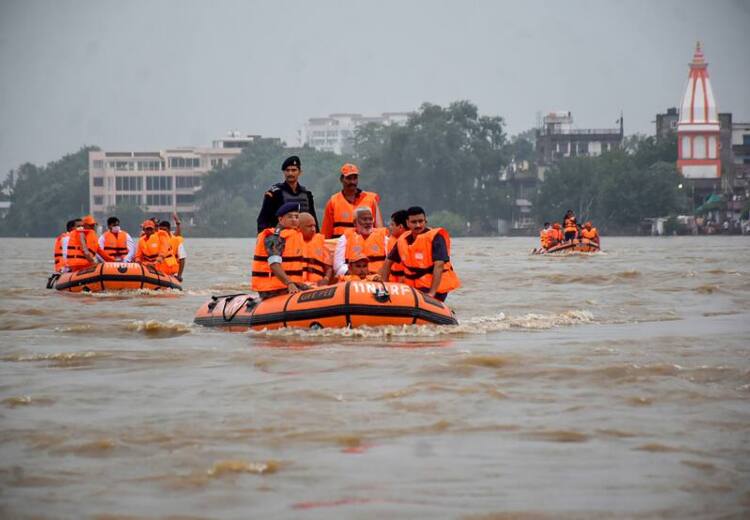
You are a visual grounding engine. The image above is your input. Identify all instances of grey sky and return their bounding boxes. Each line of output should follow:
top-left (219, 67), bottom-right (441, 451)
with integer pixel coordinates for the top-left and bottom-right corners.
top-left (1, 0), bottom-right (748, 177)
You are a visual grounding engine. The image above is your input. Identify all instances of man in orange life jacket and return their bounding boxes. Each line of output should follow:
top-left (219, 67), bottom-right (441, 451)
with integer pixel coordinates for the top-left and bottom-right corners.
top-left (135, 220), bottom-right (176, 275)
top-left (339, 252), bottom-right (382, 282)
top-left (539, 222), bottom-right (552, 250)
top-left (53, 219), bottom-right (79, 272)
top-left (579, 221), bottom-right (600, 245)
top-left (563, 209), bottom-right (578, 241)
top-left (320, 163), bottom-right (383, 238)
top-left (380, 206), bottom-right (461, 302)
top-left (65, 215), bottom-right (114, 271)
top-left (387, 209), bottom-right (408, 282)
top-left (333, 206), bottom-right (389, 279)
top-left (299, 211), bottom-right (333, 286)
top-left (98, 216), bottom-right (135, 263)
top-left (158, 220), bottom-right (186, 281)
top-left (257, 155), bottom-right (318, 233)
top-left (251, 202), bottom-right (310, 299)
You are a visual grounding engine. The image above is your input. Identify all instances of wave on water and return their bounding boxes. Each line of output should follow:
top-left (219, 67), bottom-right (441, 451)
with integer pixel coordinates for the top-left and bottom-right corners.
top-left (250, 310), bottom-right (594, 339)
top-left (540, 270), bottom-right (640, 285)
top-left (81, 288), bottom-right (183, 298)
top-left (126, 319), bottom-right (193, 338)
top-left (1, 350), bottom-right (111, 366)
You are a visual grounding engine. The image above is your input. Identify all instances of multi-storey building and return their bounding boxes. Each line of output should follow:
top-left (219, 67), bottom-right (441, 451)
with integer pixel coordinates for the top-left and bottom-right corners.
top-left (302, 112), bottom-right (409, 154)
top-left (655, 107), bottom-right (679, 141)
top-left (535, 111), bottom-right (623, 181)
top-left (88, 135), bottom-right (264, 224)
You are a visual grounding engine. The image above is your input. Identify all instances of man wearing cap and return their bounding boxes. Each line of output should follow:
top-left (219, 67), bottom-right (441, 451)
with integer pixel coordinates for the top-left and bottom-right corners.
top-left (65, 215), bottom-right (114, 271)
top-left (320, 163), bottom-right (383, 239)
top-left (251, 202), bottom-right (310, 299)
top-left (256, 155), bottom-right (318, 233)
top-left (135, 219), bottom-right (174, 275)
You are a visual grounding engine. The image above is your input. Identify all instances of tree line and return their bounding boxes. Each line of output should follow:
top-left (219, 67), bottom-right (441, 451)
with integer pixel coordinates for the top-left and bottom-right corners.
top-left (0, 101), bottom-right (685, 237)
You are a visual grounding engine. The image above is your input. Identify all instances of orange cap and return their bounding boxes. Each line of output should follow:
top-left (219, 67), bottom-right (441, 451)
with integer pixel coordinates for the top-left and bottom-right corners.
top-left (141, 219), bottom-right (156, 230)
top-left (553, 223), bottom-right (561, 229)
top-left (81, 215), bottom-right (97, 226)
top-left (340, 163), bottom-right (360, 176)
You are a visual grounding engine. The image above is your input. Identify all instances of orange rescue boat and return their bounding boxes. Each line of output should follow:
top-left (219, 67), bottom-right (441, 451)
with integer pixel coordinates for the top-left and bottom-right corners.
top-left (51, 262), bottom-right (182, 292)
top-left (532, 238), bottom-right (601, 255)
top-left (194, 281), bottom-right (457, 330)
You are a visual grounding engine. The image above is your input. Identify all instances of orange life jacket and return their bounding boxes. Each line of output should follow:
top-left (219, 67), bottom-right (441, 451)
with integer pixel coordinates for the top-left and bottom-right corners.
top-left (54, 231), bottom-right (69, 271)
top-left (344, 227), bottom-right (389, 275)
top-left (302, 233), bottom-right (331, 284)
top-left (251, 228), bottom-right (305, 292)
top-left (102, 231), bottom-right (129, 261)
top-left (322, 191), bottom-right (381, 238)
top-left (396, 228), bottom-right (460, 294)
top-left (387, 231), bottom-right (404, 283)
top-left (564, 217), bottom-right (577, 234)
top-left (136, 232), bottom-right (174, 275)
top-left (66, 228), bottom-right (100, 271)
top-left (169, 234), bottom-right (184, 255)
top-left (580, 227), bottom-right (599, 241)
top-left (540, 228), bottom-right (552, 248)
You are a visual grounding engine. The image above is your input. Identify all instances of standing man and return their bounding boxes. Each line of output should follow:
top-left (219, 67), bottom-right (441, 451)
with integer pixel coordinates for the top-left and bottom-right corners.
top-left (251, 202), bottom-right (310, 299)
top-left (99, 216), bottom-right (135, 262)
top-left (387, 209), bottom-right (408, 282)
top-left (256, 155), bottom-right (317, 233)
top-left (380, 206), bottom-right (460, 302)
top-left (321, 163), bottom-right (383, 239)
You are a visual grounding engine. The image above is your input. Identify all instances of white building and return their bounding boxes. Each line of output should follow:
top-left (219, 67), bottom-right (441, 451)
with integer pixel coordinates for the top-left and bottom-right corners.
top-left (302, 112), bottom-right (410, 154)
top-left (88, 135), bottom-right (262, 224)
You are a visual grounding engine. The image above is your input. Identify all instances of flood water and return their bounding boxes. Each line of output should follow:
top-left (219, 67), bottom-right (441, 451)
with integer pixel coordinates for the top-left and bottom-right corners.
top-left (1, 236), bottom-right (749, 519)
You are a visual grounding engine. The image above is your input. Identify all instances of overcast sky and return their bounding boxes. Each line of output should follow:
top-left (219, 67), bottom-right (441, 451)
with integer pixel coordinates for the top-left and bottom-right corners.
top-left (1, 0), bottom-right (748, 176)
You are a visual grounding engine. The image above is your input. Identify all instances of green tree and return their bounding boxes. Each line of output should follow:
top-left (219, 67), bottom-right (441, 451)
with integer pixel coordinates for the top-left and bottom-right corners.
top-left (1, 147), bottom-right (96, 236)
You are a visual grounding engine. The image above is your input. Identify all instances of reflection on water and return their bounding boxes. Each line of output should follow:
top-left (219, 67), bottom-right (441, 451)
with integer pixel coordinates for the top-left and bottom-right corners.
top-left (0, 236), bottom-right (749, 518)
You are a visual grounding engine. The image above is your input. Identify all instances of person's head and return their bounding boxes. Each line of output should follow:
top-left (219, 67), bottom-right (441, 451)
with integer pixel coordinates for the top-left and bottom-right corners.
top-left (276, 202), bottom-right (301, 229)
top-left (584, 221), bottom-right (592, 230)
top-left (347, 253), bottom-right (369, 278)
top-left (158, 220), bottom-right (171, 233)
top-left (565, 209), bottom-right (574, 217)
top-left (543, 222), bottom-right (550, 229)
top-left (406, 206), bottom-right (427, 235)
top-left (66, 219), bottom-right (78, 232)
top-left (142, 219), bottom-right (156, 238)
top-left (107, 216), bottom-right (120, 232)
top-left (81, 214), bottom-right (97, 230)
top-left (553, 222), bottom-right (561, 230)
top-left (354, 206), bottom-right (374, 236)
top-left (281, 156), bottom-right (302, 185)
top-left (339, 163), bottom-right (359, 191)
top-left (389, 209), bottom-right (408, 238)
top-left (298, 212), bottom-right (317, 240)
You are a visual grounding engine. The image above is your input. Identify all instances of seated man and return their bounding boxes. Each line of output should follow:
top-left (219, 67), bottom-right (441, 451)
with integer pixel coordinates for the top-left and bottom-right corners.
top-left (158, 220), bottom-right (186, 280)
top-left (135, 219), bottom-right (176, 275)
top-left (333, 206), bottom-right (389, 278)
top-left (380, 206), bottom-right (460, 302)
top-left (99, 216), bottom-right (135, 262)
top-left (299, 212), bottom-right (333, 286)
top-left (579, 221), bottom-right (600, 245)
top-left (339, 252), bottom-right (382, 282)
top-left (66, 215), bottom-right (113, 271)
top-left (251, 202), bottom-right (310, 299)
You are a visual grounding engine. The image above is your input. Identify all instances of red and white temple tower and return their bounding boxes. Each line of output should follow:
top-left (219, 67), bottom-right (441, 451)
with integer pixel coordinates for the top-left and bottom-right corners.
top-left (677, 42), bottom-right (721, 178)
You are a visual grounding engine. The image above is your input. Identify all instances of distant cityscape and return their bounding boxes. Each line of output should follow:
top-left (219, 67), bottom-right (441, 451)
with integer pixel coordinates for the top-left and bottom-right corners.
top-left (3, 43), bottom-right (746, 235)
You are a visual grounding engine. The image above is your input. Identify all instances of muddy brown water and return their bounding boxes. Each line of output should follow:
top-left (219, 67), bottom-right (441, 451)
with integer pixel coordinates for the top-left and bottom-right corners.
top-left (1, 237), bottom-right (749, 519)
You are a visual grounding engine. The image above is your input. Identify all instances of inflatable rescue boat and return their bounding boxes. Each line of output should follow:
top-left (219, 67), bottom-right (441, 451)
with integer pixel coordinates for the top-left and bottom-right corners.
top-left (532, 238), bottom-right (600, 255)
top-left (194, 281), bottom-right (458, 330)
top-left (50, 262), bottom-right (182, 292)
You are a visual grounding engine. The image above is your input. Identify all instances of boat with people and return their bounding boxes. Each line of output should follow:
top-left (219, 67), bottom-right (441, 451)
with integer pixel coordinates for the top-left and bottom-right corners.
top-left (531, 237), bottom-right (601, 255)
top-left (194, 281), bottom-right (458, 331)
top-left (50, 262), bottom-right (183, 292)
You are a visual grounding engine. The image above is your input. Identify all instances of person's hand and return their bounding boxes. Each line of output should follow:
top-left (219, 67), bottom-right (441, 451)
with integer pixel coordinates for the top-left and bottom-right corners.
top-left (427, 290), bottom-right (436, 298)
top-left (288, 282), bottom-right (300, 294)
top-left (370, 273), bottom-right (382, 282)
top-left (175, 275), bottom-right (183, 282)
top-left (172, 212), bottom-right (181, 225)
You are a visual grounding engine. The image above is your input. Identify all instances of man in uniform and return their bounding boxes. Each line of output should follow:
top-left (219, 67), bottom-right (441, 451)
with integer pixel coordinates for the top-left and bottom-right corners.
top-left (256, 155), bottom-right (317, 232)
top-left (251, 202), bottom-right (310, 299)
top-left (320, 163), bottom-right (383, 238)
top-left (380, 206), bottom-right (460, 302)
